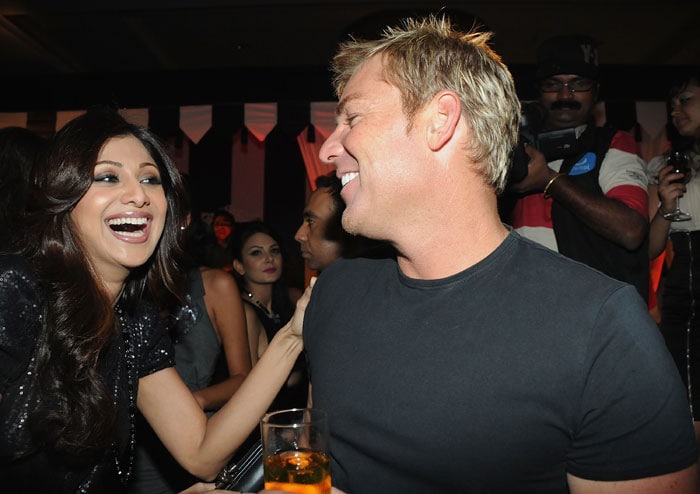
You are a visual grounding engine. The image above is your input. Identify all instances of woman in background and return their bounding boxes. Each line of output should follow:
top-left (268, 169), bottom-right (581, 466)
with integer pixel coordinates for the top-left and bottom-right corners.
top-left (232, 220), bottom-right (306, 411)
top-left (202, 209), bottom-right (237, 272)
top-left (647, 70), bottom-right (700, 448)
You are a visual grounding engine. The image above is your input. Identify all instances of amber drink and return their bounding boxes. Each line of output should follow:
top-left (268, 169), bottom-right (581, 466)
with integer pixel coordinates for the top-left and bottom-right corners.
top-left (261, 408), bottom-right (331, 494)
top-left (263, 449), bottom-right (331, 494)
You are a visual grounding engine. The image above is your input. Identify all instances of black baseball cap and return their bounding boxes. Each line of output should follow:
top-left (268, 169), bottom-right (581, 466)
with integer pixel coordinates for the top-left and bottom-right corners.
top-left (535, 35), bottom-right (600, 80)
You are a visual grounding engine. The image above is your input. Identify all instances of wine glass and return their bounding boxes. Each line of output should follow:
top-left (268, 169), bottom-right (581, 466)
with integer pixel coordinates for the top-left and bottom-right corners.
top-left (666, 150), bottom-right (692, 222)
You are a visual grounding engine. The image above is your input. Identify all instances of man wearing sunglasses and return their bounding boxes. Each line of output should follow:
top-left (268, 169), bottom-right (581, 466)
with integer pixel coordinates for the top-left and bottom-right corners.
top-left (509, 35), bottom-right (649, 302)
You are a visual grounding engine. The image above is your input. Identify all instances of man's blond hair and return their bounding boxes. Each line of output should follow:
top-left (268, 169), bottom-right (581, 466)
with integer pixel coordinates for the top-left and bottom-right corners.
top-left (331, 15), bottom-right (521, 194)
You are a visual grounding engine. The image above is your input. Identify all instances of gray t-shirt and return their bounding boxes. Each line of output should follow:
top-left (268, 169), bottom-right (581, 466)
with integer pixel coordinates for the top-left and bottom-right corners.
top-left (304, 232), bottom-right (697, 493)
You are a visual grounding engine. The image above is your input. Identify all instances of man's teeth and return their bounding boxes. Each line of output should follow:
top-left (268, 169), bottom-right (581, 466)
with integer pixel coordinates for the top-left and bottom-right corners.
top-left (341, 172), bottom-right (359, 187)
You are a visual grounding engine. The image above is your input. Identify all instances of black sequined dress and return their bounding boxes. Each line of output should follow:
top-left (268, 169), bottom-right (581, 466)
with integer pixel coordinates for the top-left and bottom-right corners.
top-left (0, 255), bottom-right (174, 493)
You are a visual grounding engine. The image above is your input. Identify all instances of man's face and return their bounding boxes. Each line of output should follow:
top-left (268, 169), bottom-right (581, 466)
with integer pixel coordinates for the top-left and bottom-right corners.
top-left (295, 187), bottom-right (342, 271)
top-left (213, 215), bottom-right (233, 242)
top-left (538, 74), bottom-right (598, 130)
top-left (318, 55), bottom-right (431, 240)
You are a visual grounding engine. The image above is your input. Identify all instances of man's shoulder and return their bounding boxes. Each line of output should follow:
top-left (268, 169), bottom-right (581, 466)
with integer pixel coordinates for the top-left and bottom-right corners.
top-left (323, 256), bottom-right (395, 277)
top-left (593, 126), bottom-right (637, 154)
top-left (611, 130), bottom-right (637, 154)
top-left (509, 233), bottom-right (633, 293)
top-left (313, 257), bottom-right (396, 300)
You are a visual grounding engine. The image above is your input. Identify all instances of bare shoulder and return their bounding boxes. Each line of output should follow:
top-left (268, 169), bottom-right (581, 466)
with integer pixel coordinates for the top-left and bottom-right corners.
top-left (200, 266), bottom-right (240, 296)
top-left (242, 300), bottom-right (258, 321)
top-left (567, 465), bottom-right (700, 494)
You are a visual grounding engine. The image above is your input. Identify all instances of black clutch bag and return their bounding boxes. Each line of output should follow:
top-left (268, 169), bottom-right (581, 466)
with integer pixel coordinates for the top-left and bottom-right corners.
top-left (214, 439), bottom-right (264, 492)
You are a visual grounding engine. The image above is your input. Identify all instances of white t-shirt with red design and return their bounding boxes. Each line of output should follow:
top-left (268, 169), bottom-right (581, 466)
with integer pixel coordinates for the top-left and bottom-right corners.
top-left (510, 125), bottom-right (648, 250)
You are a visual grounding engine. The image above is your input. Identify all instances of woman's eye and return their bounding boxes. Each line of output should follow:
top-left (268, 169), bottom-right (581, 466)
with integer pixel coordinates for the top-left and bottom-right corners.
top-left (94, 173), bottom-right (118, 183)
top-left (141, 175), bottom-right (162, 185)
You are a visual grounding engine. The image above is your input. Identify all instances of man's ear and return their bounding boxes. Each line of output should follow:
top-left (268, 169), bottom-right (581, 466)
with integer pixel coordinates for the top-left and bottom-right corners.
top-left (427, 90), bottom-right (461, 151)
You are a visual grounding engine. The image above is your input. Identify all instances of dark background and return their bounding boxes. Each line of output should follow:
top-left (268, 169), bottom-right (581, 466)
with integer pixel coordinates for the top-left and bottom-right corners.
top-left (2, 1), bottom-right (699, 110)
top-left (2, 0), bottom-right (698, 286)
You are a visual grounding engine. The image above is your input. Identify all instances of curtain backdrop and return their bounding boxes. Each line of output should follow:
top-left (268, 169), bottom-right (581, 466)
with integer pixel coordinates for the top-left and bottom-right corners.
top-left (1, 99), bottom-right (673, 296)
top-left (2, 99), bottom-right (671, 188)
top-left (297, 102), bottom-right (337, 190)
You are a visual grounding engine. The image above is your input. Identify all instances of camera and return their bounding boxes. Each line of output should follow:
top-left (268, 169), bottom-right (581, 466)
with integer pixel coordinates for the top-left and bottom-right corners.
top-left (509, 102), bottom-right (579, 183)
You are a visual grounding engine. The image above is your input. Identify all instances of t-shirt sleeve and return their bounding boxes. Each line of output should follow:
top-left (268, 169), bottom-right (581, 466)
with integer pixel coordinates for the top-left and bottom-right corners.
top-left (599, 131), bottom-right (649, 218)
top-left (646, 155), bottom-right (668, 185)
top-left (132, 304), bottom-right (175, 378)
top-left (0, 257), bottom-right (42, 392)
top-left (567, 286), bottom-right (698, 480)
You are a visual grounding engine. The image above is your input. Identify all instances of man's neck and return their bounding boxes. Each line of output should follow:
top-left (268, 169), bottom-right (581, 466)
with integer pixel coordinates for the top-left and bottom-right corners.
top-left (394, 207), bottom-right (509, 280)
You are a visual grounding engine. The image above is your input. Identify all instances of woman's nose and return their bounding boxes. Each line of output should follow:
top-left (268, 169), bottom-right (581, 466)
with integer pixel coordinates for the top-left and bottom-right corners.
top-left (122, 178), bottom-right (150, 207)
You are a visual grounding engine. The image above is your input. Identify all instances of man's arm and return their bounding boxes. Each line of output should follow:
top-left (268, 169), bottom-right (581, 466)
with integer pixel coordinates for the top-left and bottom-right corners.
top-left (545, 171), bottom-right (648, 250)
top-left (568, 464), bottom-right (700, 494)
top-left (511, 144), bottom-right (647, 251)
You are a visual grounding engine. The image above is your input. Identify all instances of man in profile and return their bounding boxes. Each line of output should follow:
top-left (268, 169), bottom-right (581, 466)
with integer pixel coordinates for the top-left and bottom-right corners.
top-left (303, 15), bottom-right (698, 493)
top-left (295, 172), bottom-right (388, 273)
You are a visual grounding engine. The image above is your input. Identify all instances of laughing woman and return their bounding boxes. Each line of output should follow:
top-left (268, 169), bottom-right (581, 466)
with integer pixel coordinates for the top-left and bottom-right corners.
top-left (0, 108), bottom-right (312, 493)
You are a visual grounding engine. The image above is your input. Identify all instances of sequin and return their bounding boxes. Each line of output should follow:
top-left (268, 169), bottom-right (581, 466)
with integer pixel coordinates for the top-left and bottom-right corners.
top-left (0, 255), bottom-right (175, 491)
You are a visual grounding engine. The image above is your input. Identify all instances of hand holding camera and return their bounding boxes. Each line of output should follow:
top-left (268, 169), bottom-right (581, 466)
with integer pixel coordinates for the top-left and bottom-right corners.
top-left (507, 102), bottom-right (578, 190)
top-left (509, 144), bottom-right (559, 195)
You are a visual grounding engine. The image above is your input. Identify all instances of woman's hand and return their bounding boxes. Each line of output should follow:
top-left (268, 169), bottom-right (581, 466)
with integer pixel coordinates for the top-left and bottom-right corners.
top-left (179, 485), bottom-right (346, 494)
top-left (657, 164), bottom-right (687, 213)
top-left (178, 482), bottom-right (227, 493)
top-left (288, 277), bottom-right (316, 339)
top-left (260, 489), bottom-right (347, 494)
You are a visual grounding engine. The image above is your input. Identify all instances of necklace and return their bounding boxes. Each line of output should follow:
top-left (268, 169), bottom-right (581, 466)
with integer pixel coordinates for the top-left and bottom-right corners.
top-left (245, 291), bottom-right (281, 324)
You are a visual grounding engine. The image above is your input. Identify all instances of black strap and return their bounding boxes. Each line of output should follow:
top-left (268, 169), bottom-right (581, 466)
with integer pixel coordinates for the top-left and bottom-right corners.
top-left (215, 439), bottom-right (264, 492)
top-left (559, 124), bottom-right (616, 176)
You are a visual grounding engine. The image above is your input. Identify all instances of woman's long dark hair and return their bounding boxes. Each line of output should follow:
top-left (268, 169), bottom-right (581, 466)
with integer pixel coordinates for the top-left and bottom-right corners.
top-left (19, 107), bottom-right (189, 456)
top-left (0, 127), bottom-right (47, 252)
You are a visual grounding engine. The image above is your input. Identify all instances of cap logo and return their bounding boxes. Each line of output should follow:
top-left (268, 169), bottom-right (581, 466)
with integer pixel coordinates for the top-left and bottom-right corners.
top-left (581, 44), bottom-right (599, 67)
